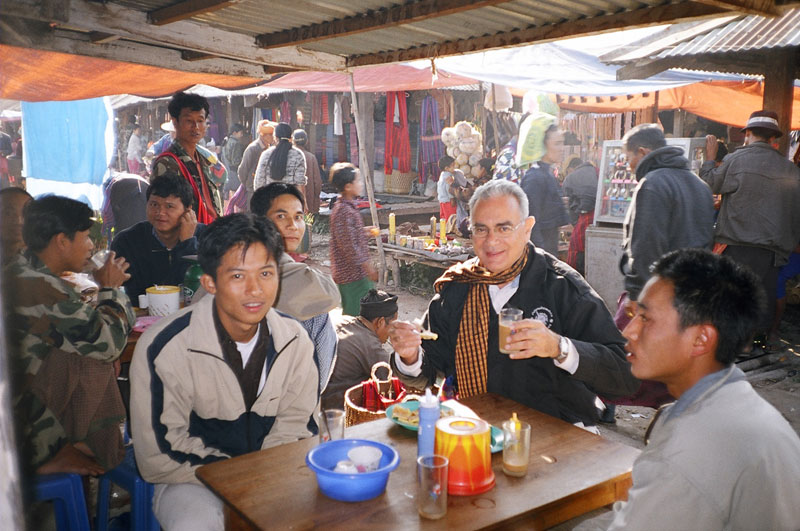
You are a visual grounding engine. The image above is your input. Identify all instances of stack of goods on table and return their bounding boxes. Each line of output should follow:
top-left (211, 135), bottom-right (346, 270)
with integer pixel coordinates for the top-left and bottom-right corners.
top-left (440, 121), bottom-right (483, 178)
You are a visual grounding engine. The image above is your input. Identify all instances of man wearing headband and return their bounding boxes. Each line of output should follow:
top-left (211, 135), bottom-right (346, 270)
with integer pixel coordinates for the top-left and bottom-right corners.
top-left (701, 110), bottom-right (800, 350)
top-left (389, 180), bottom-right (638, 428)
top-left (321, 289), bottom-right (398, 410)
top-left (239, 120), bottom-right (275, 210)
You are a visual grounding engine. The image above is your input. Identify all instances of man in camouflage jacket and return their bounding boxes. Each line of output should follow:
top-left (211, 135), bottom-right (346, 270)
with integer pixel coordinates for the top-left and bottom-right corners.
top-left (4, 195), bottom-right (135, 476)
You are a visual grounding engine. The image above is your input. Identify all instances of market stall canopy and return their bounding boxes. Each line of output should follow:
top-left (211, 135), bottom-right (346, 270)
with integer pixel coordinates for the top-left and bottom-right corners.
top-left (1, 0), bottom-right (796, 99)
top-left (556, 80), bottom-right (800, 129)
top-left (261, 63), bottom-right (477, 92)
top-left (431, 42), bottom-right (747, 96)
top-left (0, 45), bottom-right (264, 101)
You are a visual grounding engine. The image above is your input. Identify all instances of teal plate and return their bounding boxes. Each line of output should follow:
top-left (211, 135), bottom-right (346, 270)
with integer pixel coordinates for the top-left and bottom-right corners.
top-left (385, 402), bottom-right (503, 453)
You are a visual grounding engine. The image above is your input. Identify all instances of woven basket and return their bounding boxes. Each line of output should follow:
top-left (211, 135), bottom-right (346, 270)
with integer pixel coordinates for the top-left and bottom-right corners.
top-left (384, 170), bottom-right (416, 195)
top-left (344, 361), bottom-right (405, 426)
top-left (344, 385), bottom-right (386, 427)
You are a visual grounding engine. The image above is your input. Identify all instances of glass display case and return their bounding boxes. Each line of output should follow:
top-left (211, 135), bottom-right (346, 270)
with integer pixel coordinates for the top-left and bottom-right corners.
top-left (593, 138), bottom-right (707, 225)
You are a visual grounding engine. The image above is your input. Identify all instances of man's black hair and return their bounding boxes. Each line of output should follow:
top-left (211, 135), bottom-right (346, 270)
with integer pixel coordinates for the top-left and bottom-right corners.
top-left (250, 182), bottom-right (305, 217)
top-left (198, 213), bottom-right (283, 280)
top-left (438, 155), bottom-right (455, 172)
top-left (22, 195), bottom-right (94, 253)
top-left (651, 248), bottom-right (763, 365)
top-left (478, 157), bottom-right (494, 173)
top-left (746, 127), bottom-right (779, 142)
top-left (230, 123), bottom-right (245, 134)
top-left (167, 91), bottom-right (209, 120)
top-left (146, 171), bottom-right (194, 208)
top-left (292, 129), bottom-right (308, 147)
top-left (622, 123), bottom-right (666, 152)
top-left (330, 162), bottom-right (358, 193)
top-left (567, 157), bottom-right (584, 171)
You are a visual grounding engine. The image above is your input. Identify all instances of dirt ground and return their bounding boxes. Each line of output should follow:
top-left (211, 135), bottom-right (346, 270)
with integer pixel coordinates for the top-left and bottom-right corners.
top-left (307, 232), bottom-right (800, 450)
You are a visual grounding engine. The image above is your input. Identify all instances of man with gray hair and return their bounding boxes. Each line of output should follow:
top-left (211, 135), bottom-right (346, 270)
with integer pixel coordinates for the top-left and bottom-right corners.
top-left (388, 180), bottom-right (638, 428)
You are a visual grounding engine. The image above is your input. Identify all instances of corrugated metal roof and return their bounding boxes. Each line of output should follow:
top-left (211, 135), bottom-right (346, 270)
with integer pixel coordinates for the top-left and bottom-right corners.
top-left (108, 0), bottom-right (710, 62)
top-left (1, 0), bottom-right (756, 77)
top-left (656, 8), bottom-right (800, 57)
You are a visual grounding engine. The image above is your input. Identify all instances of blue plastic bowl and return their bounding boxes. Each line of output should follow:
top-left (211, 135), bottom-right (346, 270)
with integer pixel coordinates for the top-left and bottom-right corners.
top-left (306, 439), bottom-right (400, 502)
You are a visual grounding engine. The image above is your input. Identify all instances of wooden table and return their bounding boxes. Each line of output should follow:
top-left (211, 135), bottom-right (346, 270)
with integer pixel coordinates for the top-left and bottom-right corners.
top-left (197, 393), bottom-right (639, 530)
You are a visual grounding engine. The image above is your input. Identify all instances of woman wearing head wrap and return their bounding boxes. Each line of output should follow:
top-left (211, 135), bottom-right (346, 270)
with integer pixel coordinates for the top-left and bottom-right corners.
top-left (253, 122), bottom-right (307, 197)
top-left (517, 112), bottom-right (570, 256)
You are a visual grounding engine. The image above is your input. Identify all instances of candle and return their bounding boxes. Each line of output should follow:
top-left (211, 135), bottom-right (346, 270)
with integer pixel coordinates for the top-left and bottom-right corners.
top-left (430, 216), bottom-right (437, 237)
top-left (389, 213), bottom-right (396, 244)
top-left (440, 218), bottom-right (446, 243)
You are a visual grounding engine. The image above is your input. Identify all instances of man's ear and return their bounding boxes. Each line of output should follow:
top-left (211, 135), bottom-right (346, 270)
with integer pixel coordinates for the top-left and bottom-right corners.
top-left (690, 324), bottom-right (718, 358)
top-left (200, 273), bottom-right (217, 295)
top-left (53, 233), bottom-right (70, 252)
top-left (524, 215), bottom-right (536, 233)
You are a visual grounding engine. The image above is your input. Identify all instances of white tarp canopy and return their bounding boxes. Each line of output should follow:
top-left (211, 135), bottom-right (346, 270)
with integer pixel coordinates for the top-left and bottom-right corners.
top-left (431, 42), bottom-right (748, 97)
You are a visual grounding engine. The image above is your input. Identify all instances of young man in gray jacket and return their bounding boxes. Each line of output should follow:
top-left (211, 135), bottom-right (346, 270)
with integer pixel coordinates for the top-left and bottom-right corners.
top-left (131, 213), bottom-right (317, 531)
top-left (579, 249), bottom-right (800, 530)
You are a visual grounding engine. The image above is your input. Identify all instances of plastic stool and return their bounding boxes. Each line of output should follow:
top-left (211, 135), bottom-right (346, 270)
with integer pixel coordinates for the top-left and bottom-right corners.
top-left (34, 473), bottom-right (91, 531)
top-left (96, 446), bottom-right (159, 531)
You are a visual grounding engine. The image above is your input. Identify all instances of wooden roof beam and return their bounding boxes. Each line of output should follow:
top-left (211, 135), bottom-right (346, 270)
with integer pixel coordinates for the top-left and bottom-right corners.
top-left (181, 50), bottom-right (218, 61)
top-left (149, 0), bottom-right (242, 26)
top-left (346, 2), bottom-right (728, 67)
top-left (256, 0), bottom-right (513, 49)
top-left (89, 31), bottom-right (120, 44)
top-left (616, 58), bottom-right (678, 80)
top-left (0, 0), bottom-right (346, 71)
top-left (0, 16), bottom-right (268, 78)
top-left (690, 0), bottom-right (780, 16)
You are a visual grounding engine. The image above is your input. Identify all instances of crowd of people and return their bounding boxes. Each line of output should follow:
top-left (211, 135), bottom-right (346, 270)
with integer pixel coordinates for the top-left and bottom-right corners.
top-left (2, 90), bottom-right (800, 530)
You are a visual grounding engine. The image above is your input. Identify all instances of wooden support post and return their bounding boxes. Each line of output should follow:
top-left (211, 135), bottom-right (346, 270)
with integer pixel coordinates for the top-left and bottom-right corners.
top-left (349, 73), bottom-right (386, 286)
top-left (479, 83), bottom-right (487, 156)
top-left (673, 109), bottom-right (684, 137)
top-left (762, 48), bottom-right (795, 155)
top-left (491, 84), bottom-right (501, 156)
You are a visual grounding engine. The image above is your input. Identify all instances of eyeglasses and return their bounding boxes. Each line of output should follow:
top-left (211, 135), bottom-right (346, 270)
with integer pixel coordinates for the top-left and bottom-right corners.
top-left (470, 220), bottom-right (525, 239)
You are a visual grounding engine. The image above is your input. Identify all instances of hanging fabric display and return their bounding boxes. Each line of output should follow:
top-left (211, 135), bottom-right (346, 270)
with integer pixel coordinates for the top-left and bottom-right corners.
top-left (417, 95), bottom-right (445, 183)
top-left (280, 100), bottom-right (291, 125)
top-left (384, 91), bottom-right (411, 175)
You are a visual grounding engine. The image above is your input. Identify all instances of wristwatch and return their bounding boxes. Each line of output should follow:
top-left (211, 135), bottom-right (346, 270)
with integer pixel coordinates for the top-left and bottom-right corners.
top-left (556, 336), bottom-right (569, 363)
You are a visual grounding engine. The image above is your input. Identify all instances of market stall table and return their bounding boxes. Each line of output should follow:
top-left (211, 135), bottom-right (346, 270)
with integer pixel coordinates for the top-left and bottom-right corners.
top-left (197, 393), bottom-right (639, 530)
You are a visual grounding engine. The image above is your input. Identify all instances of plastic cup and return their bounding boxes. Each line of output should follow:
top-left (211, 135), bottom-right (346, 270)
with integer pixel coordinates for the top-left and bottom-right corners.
top-left (347, 445), bottom-right (382, 473)
top-left (318, 409), bottom-right (345, 444)
top-left (502, 420), bottom-right (531, 477)
top-left (498, 308), bottom-right (523, 354)
top-left (417, 455), bottom-right (448, 520)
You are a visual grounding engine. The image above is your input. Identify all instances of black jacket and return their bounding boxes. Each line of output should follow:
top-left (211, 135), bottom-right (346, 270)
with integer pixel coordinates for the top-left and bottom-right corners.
top-left (620, 145), bottom-right (714, 300)
top-left (111, 221), bottom-right (206, 300)
top-left (395, 245), bottom-right (638, 426)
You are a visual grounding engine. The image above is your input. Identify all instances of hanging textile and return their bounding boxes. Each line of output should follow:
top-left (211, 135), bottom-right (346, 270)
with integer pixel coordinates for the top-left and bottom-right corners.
top-left (417, 95), bottom-right (445, 183)
top-left (325, 125), bottom-right (335, 166)
top-left (280, 100), bottom-right (291, 125)
top-left (384, 91), bottom-right (411, 174)
top-left (320, 94), bottom-right (330, 125)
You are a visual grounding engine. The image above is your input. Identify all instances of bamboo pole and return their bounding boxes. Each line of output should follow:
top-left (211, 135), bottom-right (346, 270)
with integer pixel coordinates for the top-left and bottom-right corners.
top-left (348, 73), bottom-right (386, 286)
top-left (491, 83), bottom-right (501, 157)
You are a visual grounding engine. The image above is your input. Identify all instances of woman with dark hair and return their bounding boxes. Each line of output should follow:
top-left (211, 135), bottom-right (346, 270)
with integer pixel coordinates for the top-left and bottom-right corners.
top-left (253, 122), bottom-right (307, 197)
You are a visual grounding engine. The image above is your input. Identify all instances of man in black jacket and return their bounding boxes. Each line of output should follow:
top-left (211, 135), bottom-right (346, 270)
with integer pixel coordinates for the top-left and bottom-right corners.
top-left (112, 171), bottom-right (206, 300)
top-left (389, 180), bottom-right (637, 427)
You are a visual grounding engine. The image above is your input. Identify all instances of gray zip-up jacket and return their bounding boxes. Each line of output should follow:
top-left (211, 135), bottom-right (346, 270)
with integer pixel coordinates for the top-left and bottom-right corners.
top-left (700, 141), bottom-right (800, 265)
top-left (131, 295), bottom-right (318, 485)
top-left (620, 146), bottom-right (714, 300)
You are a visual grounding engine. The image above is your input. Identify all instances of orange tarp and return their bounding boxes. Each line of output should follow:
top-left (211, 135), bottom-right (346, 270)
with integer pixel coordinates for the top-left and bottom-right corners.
top-left (0, 45), bottom-right (264, 101)
top-left (554, 81), bottom-right (800, 129)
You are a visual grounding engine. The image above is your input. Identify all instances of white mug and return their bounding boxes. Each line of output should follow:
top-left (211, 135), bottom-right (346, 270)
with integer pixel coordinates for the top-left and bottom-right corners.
top-left (146, 285), bottom-right (180, 316)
